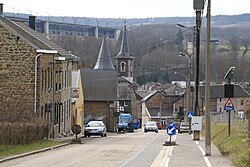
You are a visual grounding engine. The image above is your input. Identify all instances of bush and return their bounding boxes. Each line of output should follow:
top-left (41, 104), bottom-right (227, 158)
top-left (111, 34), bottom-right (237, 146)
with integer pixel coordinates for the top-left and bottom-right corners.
top-left (0, 103), bottom-right (47, 145)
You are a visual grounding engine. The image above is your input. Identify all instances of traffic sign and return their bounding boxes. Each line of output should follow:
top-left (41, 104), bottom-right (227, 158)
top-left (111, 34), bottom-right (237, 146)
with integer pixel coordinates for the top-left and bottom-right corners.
top-left (186, 112), bottom-right (194, 118)
top-left (224, 98), bottom-right (235, 110)
top-left (167, 125), bottom-right (176, 136)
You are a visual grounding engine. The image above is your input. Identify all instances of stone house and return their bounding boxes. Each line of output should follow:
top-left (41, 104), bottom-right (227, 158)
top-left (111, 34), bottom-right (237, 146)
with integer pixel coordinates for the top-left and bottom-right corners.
top-left (0, 6), bottom-right (79, 138)
top-left (141, 87), bottom-right (182, 128)
top-left (199, 84), bottom-right (249, 115)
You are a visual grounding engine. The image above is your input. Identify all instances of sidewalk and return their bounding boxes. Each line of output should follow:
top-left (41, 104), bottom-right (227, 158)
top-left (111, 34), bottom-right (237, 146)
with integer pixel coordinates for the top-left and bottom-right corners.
top-left (152, 133), bottom-right (234, 167)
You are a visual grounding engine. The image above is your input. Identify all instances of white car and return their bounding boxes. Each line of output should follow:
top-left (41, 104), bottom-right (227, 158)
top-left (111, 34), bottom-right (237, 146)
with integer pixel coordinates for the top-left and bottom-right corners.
top-left (179, 122), bottom-right (189, 133)
top-left (144, 121), bottom-right (158, 133)
top-left (84, 121), bottom-right (107, 137)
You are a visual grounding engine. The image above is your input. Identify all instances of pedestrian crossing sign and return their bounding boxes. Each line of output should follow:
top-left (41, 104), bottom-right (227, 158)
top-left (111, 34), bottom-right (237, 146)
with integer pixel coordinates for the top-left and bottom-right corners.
top-left (224, 98), bottom-right (235, 110)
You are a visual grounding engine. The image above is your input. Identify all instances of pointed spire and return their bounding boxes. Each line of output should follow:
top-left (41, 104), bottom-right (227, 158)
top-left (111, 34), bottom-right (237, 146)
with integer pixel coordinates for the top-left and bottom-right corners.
top-left (94, 37), bottom-right (115, 70)
top-left (117, 19), bottom-right (130, 57)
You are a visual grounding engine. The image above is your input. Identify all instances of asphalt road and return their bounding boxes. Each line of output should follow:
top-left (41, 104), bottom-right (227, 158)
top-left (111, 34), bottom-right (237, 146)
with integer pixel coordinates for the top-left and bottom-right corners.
top-left (0, 130), bottom-right (166, 167)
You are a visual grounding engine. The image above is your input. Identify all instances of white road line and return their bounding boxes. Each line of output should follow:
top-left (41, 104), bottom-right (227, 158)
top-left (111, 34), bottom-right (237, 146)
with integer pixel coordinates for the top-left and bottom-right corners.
top-left (195, 141), bottom-right (199, 145)
top-left (198, 145), bottom-right (205, 156)
top-left (197, 143), bottom-right (213, 167)
top-left (164, 146), bottom-right (173, 167)
top-left (164, 157), bottom-right (170, 167)
top-left (204, 157), bottom-right (213, 167)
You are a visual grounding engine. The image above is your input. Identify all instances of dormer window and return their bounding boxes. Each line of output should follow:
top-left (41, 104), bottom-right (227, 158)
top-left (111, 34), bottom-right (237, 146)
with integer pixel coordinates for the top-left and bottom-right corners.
top-left (120, 61), bottom-right (126, 72)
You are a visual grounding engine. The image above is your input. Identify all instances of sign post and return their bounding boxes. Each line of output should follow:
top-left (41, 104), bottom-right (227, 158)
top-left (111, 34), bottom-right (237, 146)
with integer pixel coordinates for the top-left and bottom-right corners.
top-left (224, 98), bottom-right (235, 137)
top-left (164, 122), bottom-right (177, 146)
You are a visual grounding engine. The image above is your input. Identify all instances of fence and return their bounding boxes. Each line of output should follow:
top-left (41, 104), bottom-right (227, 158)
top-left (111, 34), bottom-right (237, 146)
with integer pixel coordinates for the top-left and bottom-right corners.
top-left (209, 112), bottom-right (249, 135)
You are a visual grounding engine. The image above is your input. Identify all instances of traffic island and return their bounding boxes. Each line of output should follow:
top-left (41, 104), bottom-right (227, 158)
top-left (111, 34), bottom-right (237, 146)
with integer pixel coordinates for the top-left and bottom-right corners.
top-left (163, 141), bottom-right (177, 146)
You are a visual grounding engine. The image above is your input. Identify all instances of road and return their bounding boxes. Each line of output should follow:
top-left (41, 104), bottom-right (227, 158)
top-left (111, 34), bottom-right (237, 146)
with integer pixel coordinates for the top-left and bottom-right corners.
top-left (1, 130), bottom-right (166, 167)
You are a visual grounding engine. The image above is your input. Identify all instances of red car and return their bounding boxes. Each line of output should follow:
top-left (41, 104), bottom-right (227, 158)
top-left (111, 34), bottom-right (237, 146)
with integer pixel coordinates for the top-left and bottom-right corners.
top-left (156, 122), bottom-right (162, 129)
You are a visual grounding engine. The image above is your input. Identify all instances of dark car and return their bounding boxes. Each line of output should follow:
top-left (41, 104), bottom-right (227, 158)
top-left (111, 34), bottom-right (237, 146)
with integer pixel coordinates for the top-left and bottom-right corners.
top-left (84, 121), bottom-right (107, 137)
top-left (156, 122), bottom-right (162, 130)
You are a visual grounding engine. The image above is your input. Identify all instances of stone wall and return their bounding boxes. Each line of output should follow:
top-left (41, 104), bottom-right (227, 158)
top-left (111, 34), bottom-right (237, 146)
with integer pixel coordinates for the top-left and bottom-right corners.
top-left (0, 24), bottom-right (36, 112)
top-left (84, 101), bottom-right (115, 132)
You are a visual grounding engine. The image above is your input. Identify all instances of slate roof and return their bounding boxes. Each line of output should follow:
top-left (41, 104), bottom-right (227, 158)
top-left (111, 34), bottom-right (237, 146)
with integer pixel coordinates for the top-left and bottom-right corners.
top-left (116, 24), bottom-right (132, 58)
top-left (81, 69), bottom-right (118, 101)
top-left (199, 84), bottom-right (249, 98)
top-left (147, 107), bottom-right (173, 117)
top-left (93, 37), bottom-right (115, 70)
top-left (0, 15), bottom-right (74, 60)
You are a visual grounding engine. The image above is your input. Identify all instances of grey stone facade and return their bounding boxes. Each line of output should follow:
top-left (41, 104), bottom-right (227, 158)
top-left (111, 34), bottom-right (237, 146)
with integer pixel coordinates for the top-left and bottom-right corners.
top-left (0, 14), bottom-right (79, 138)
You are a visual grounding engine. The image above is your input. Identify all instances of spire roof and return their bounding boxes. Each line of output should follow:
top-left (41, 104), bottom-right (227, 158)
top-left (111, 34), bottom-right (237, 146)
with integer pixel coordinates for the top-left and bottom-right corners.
top-left (116, 21), bottom-right (131, 57)
top-left (94, 37), bottom-right (115, 70)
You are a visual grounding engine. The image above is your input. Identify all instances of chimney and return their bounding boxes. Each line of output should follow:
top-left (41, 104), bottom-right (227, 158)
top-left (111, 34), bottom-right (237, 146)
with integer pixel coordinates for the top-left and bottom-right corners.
top-left (44, 21), bottom-right (50, 38)
top-left (0, 3), bottom-right (3, 15)
top-left (29, 15), bottom-right (36, 30)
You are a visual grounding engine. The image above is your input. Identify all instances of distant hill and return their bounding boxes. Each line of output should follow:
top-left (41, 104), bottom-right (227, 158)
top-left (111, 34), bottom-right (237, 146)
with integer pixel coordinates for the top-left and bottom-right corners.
top-left (4, 12), bottom-right (250, 28)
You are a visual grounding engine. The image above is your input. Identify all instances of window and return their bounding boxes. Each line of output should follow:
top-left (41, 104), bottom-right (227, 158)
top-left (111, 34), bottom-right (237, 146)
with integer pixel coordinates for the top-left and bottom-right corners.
top-left (219, 98), bottom-right (222, 102)
top-left (241, 100), bottom-right (244, 105)
top-left (44, 70), bottom-right (47, 92)
top-left (55, 71), bottom-right (58, 91)
top-left (120, 61), bottom-right (126, 72)
top-left (219, 107), bottom-right (222, 112)
top-left (48, 68), bottom-right (50, 90)
top-left (65, 71), bottom-right (67, 88)
top-left (42, 70), bottom-right (44, 92)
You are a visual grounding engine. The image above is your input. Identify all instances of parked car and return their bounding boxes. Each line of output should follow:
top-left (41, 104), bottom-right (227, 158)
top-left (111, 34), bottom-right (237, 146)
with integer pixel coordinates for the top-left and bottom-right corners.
top-left (84, 121), bottom-right (107, 137)
top-left (144, 121), bottom-right (158, 133)
top-left (156, 122), bottom-right (162, 130)
top-left (179, 122), bottom-right (189, 133)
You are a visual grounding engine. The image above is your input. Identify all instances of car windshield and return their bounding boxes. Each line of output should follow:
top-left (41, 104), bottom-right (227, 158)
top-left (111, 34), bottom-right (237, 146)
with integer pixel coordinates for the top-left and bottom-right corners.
top-left (120, 118), bottom-right (129, 123)
top-left (181, 124), bottom-right (188, 127)
top-left (88, 122), bottom-right (102, 127)
top-left (147, 122), bottom-right (156, 126)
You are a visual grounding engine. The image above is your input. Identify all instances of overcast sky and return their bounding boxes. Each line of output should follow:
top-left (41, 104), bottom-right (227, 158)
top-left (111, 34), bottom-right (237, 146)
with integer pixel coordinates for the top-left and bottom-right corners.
top-left (2, 0), bottom-right (250, 18)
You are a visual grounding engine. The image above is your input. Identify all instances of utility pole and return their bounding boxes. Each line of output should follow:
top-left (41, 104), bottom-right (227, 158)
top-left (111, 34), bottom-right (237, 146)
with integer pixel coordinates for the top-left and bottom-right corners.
top-left (193, 0), bottom-right (204, 140)
top-left (205, 0), bottom-right (211, 156)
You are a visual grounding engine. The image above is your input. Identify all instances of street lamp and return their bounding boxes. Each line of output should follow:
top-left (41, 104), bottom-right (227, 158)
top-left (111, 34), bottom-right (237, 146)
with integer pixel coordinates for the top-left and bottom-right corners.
top-left (174, 71), bottom-right (188, 121)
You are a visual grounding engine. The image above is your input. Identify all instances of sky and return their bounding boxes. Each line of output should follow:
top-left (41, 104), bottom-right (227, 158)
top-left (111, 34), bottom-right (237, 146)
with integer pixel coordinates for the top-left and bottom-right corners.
top-left (1, 0), bottom-right (250, 18)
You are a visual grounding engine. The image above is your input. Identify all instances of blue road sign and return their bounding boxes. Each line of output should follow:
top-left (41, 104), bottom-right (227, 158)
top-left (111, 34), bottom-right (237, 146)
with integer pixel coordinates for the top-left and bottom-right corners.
top-left (186, 112), bottom-right (194, 118)
top-left (167, 125), bottom-right (176, 136)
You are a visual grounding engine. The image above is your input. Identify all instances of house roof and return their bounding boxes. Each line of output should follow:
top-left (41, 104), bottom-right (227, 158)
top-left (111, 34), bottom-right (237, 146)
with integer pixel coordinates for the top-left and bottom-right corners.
top-left (147, 107), bottom-right (173, 117)
top-left (199, 84), bottom-right (249, 98)
top-left (93, 37), bottom-right (115, 70)
top-left (81, 69), bottom-right (117, 101)
top-left (0, 15), bottom-right (75, 60)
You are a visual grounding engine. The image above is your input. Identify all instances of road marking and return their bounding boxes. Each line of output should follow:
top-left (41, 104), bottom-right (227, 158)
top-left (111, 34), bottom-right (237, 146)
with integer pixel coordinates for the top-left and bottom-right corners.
top-left (197, 143), bottom-right (213, 167)
top-left (204, 157), bottom-right (213, 167)
top-left (164, 157), bottom-right (170, 167)
top-left (195, 141), bottom-right (199, 145)
top-left (164, 135), bottom-right (176, 167)
top-left (198, 145), bottom-right (205, 156)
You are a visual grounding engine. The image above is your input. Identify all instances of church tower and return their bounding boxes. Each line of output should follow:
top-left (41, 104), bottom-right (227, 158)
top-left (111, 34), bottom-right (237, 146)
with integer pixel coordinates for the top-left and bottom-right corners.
top-left (115, 21), bottom-right (134, 82)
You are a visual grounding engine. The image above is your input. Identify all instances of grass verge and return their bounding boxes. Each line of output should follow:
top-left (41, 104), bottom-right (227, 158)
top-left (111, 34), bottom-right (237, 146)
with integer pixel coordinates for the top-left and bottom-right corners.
top-left (0, 140), bottom-right (61, 159)
top-left (202, 123), bottom-right (250, 167)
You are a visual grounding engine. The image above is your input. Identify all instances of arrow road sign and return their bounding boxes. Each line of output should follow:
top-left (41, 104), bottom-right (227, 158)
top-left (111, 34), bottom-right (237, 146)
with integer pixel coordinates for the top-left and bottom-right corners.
top-left (167, 125), bottom-right (176, 136)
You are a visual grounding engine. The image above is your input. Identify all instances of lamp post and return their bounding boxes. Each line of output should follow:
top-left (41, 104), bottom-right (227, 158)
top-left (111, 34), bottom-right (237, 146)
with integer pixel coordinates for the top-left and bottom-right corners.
top-left (174, 71), bottom-right (188, 121)
top-left (179, 52), bottom-right (192, 134)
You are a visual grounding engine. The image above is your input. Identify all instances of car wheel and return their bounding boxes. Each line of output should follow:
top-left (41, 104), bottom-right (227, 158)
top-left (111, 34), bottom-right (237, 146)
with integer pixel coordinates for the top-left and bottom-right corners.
top-left (84, 134), bottom-right (87, 137)
top-left (101, 134), bottom-right (104, 137)
top-left (87, 135), bottom-right (90, 137)
top-left (155, 130), bottom-right (158, 133)
top-left (104, 133), bottom-right (107, 137)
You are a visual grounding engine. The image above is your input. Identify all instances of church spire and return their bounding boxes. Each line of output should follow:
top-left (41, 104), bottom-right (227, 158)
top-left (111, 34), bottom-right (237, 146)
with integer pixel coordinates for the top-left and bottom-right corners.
top-left (117, 19), bottom-right (130, 57)
top-left (94, 37), bottom-right (115, 70)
